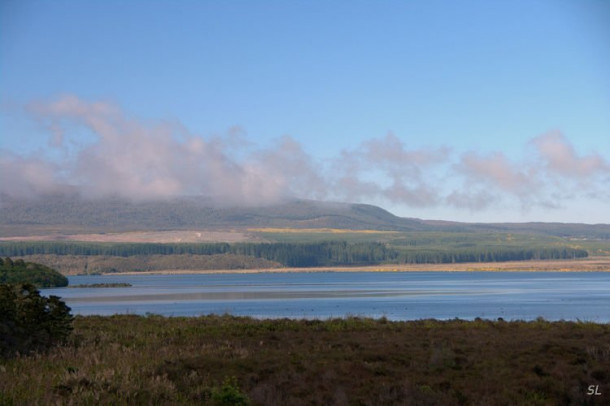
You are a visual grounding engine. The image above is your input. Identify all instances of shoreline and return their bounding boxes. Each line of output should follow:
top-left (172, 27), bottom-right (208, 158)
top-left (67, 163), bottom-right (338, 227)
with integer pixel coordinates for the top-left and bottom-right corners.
top-left (109, 257), bottom-right (610, 275)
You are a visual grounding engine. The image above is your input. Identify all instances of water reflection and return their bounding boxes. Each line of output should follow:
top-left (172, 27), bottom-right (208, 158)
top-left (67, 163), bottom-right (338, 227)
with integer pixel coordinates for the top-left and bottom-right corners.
top-left (42, 272), bottom-right (610, 322)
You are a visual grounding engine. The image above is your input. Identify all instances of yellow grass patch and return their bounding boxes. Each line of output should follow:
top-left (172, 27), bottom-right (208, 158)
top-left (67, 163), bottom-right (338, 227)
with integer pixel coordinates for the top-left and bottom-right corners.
top-left (247, 227), bottom-right (399, 234)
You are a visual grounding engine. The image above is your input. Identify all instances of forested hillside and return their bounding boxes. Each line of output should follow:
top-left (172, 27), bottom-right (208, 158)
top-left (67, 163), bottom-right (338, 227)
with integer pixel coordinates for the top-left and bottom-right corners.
top-left (1, 193), bottom-right (606, 274)
top-left (0, 194), bottom-right (426, 235)
top-left (2, 193), bottom-right (609, 239)
top-left (0, 257), bottom-right (68, 287)
top-left (0, 240), bottom-right (588, 270)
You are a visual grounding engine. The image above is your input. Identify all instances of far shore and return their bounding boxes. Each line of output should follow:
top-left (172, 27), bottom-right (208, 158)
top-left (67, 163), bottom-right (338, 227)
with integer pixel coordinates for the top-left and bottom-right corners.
top-left (109, 257), bottom-right (610, 275)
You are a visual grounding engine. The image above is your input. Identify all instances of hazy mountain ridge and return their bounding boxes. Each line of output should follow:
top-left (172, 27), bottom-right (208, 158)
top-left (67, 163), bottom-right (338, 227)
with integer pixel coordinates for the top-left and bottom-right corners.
top-left (0, 194), bottom-right (423, 235)
top-left (1, 194), bottom-right (608, 239)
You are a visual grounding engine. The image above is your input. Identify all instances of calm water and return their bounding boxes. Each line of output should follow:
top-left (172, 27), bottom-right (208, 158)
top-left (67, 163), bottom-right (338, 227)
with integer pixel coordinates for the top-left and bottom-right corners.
top-left (42, 272), bottom-right (610, 322)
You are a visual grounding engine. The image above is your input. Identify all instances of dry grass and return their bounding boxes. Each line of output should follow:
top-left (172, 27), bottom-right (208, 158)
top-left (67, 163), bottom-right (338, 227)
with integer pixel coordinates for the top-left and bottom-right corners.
top-left (1, 315), bottom-right (609, 405)
top-left (247, 228), bottom-right (399, 234)
top-left (0, 230), bottom-right (263, 243)
top-left (116, 256), bottom-right (610, 275)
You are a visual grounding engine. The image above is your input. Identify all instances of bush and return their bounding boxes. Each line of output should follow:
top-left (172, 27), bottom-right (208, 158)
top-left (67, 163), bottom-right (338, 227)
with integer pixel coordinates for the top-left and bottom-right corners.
top-left (211, 377), bottom-right (250, 406)
top-left (0, 283), bottom-right (73, 358)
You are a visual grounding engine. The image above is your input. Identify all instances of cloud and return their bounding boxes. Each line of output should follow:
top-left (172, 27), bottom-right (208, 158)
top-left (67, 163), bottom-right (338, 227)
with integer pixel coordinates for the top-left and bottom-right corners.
top-left (330, 133), bottom-right (448, 207)
top-left (8, 94), bottom-right (324, 205)
top-left (249, 135), bottom-right (329, 201)
top-left (457, 151), bottom-right (536, 194)
top-left (531, 131), bottom-right (609, 177)
top-left (0, 152), bottom-right (66, 198)
top-left (1, 95), bottom-right (609, 218)
top-left (529, 131), bottom-right (610, 205)
top-left (450, 131), bottom-right (610, 211)
top-left (360, 133), bottom-right (449, 170)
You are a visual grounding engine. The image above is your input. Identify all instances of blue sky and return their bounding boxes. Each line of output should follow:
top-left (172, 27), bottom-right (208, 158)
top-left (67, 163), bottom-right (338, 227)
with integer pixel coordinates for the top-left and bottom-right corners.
top-left (1, 0), bottom-right (609, 223)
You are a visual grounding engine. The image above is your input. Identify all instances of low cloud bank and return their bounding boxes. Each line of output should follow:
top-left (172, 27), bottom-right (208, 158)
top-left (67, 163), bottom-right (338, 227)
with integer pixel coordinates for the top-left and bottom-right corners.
top-left (2, 95), bottom-right (608, 214)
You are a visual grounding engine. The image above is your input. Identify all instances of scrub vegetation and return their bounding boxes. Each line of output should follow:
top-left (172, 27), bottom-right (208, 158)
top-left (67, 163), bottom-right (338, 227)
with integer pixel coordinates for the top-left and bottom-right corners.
top-left (1, 315), bottom-right (608, 405)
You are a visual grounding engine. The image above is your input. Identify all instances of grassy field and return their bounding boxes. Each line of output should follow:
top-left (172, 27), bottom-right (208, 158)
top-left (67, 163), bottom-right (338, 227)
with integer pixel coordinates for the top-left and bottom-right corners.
top-left (576, 240), bottom-right (610, 257)
top-left (1, 315), bottom-right (608, 405)
top-left (252, 227), bottom-right (609, 253)
top-left (4, 228), bottom-right (605, 276)
top-left (7, 227), bottom-right (605, 253)
top-left (114, 256), bottom-right (610, 275)
top-left (247, 228), bottom-right (402, 243)
top-left (0, 230), bottom-right (260, 244)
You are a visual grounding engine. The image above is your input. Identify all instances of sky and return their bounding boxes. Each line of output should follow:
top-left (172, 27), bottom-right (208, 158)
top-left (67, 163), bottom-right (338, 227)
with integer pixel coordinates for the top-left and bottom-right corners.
top-left (1, 0), bottom-right (609, 223)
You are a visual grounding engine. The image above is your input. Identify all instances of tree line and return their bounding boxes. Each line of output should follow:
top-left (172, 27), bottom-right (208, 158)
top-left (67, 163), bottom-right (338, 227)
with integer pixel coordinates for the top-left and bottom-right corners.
top-left (0, 241), bottom-right (588, 267)
top-left (393, 247), bottom-right (588, 264)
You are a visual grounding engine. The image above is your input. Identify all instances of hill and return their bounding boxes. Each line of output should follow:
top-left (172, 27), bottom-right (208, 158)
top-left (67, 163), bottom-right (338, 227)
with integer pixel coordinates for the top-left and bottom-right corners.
top-left (426, 220), bottom-right (610, 240)
top-left (0, 194), bottom-right (429, 236)
top-left (1, 193), bottom-right (609, 240)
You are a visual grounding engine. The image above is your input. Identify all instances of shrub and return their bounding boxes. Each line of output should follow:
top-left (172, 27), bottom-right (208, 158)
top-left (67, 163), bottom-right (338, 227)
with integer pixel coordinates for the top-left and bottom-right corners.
top-left (211, 377), bottom-right (250, 406)
top-left (0, 283), bottom-right (73, 358)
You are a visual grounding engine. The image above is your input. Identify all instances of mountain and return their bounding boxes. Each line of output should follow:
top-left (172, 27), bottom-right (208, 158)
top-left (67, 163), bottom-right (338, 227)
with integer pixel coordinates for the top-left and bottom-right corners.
top-left (419, 219), bottom-right (610, 239)
top-left (0, 194), bottom-right (428, 236)
top-left (1, 193), bottom-right (609, 239)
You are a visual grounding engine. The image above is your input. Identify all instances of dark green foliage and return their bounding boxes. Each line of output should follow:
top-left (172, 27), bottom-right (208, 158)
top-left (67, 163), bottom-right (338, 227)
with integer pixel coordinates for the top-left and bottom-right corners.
top-left (0, 257), bottom-right (68, 287)
top-left (0, 283), bottom-right (73, 358)
top-left (15, 253), bottom-right (282, 275)
top-left (394, 246), bottom-right (589, 263)
top-left (211, 377), bottom-right (250, 406)
top-left (0, 240), bottom-right (589, 268)
top-left (0, 241), bottom-right (232, 257)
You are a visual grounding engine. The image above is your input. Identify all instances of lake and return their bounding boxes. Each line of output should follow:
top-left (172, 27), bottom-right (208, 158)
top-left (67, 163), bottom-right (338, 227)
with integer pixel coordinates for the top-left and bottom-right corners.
top-left (41, 271), bottom-right (610, 322)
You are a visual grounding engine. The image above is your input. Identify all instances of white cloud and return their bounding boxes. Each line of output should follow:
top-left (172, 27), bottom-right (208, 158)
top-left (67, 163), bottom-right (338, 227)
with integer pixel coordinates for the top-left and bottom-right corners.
top-left (532, 131), bottom-right (609, 177)
top-left (13, 95), bottom-right (319, 204)
top-left (1, 95), bottom-right (608, 220)
top-left (330, 132), bottom-right (448, 207)
top-left (0, 152), bottom-right (65, 198)
top-left (458, 152), bottom-right (532, 193)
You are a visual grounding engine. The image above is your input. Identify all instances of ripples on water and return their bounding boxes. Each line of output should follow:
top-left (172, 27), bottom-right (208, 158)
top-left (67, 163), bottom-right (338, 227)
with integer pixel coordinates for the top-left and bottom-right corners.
top-left (42, 272), bottom-right (610, 322)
